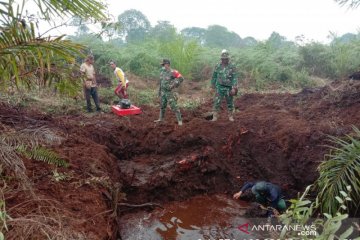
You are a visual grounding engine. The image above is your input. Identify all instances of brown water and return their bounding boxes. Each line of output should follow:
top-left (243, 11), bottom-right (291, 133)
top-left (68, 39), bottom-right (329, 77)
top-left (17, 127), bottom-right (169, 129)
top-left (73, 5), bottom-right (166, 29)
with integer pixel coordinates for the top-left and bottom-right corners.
top-left (119, 194), bottom-right (258, 240)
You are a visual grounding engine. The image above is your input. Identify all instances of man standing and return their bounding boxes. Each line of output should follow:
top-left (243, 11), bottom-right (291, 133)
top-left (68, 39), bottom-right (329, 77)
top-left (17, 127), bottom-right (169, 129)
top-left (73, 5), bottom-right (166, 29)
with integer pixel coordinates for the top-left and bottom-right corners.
top-left (109, 61), bottom-right (129, 99)
top-left (211, 49), bottom-right (238, 121)
top-left (80, 55), bottom-right (101, 113)
top-left (154, 59), bottom-right (184, 126)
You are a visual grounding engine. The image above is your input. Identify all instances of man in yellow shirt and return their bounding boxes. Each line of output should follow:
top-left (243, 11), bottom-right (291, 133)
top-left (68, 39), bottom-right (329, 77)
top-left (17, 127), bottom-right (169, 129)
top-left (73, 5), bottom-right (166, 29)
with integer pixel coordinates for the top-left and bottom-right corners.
top-left (109, 61), bottom-right (129, 99)
top-left (80, 55), bottom-right (101, 112)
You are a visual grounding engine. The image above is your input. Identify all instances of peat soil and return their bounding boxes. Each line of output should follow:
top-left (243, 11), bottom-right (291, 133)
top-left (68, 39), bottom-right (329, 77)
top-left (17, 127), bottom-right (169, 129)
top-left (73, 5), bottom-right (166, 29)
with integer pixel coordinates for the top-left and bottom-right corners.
top-left (1, 79), bottom-right (359, 239)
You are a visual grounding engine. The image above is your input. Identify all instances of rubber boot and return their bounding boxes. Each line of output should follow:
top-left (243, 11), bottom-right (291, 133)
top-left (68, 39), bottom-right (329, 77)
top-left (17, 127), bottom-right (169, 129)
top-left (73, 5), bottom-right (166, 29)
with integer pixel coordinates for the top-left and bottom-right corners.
top-left (154, 109), bottom-right (165, 123)
top-left (211, 112), bottom-right (218, 122)
top-left (175, 111), bottom-right (183, 126)
top-left (228, 111), bottom-right (234, 122)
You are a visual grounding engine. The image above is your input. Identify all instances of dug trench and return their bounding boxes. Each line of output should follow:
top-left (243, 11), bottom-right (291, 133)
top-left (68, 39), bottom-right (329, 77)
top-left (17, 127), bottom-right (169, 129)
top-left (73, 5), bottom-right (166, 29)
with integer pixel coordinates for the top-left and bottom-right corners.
top-left (1, 79), bottom-right (360, 239)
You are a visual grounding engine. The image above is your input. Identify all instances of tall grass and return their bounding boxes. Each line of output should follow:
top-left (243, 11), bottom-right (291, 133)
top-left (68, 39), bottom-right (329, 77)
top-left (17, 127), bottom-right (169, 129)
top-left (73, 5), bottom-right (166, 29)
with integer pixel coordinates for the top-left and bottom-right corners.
top-left (158, 36), bottom-right (201, 78)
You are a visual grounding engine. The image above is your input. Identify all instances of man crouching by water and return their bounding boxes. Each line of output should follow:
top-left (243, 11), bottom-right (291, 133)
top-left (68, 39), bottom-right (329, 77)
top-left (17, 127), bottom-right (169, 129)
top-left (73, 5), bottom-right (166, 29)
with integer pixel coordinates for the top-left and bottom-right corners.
top-left (233, 181), bottom-right (286, 216)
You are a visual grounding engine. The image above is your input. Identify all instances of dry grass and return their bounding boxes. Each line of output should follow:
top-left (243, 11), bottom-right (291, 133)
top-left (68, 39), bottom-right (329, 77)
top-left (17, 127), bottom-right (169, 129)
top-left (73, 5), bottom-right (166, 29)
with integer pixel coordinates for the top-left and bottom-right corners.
top-left (6, 198), bottom-right (88, 240)
top-left (0, 126), bottom-right (66, 197)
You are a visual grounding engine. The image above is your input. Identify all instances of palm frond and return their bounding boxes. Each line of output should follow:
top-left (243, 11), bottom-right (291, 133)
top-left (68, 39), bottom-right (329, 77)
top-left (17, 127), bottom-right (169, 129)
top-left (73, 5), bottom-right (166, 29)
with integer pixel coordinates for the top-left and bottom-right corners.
top-left (17, 145), bottom-right (69, 167)
top-left (0, 1), bottom-right (9, 18)
top-left (0, 20), bottom-right (85, 89)
top-left (3, 127), bottom-right (64, 148)
top-left (0, 1), bottom-right (93, 90)
top-left (0, 126), bottom-right (67, 191)
top-left (334, 0), bottom-right (360, 9)
top-left (34, 0), bottom-right (107, 21)
top-left (0, 137), bottom-right (31, 190)
top-left (316, 126), bottom-right (360, 214)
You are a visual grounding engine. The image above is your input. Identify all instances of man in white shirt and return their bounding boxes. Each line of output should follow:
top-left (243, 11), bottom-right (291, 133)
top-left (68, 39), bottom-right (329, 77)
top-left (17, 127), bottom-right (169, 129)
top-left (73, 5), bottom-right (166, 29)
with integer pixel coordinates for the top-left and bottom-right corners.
top-left (80, 55), bottom-right (101, 112)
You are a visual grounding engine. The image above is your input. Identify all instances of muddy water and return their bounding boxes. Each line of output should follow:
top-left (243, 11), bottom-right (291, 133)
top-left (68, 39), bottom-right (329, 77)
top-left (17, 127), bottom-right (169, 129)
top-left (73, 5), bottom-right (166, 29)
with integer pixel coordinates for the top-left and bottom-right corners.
top-left (119, 194), bottom-right (259, 240)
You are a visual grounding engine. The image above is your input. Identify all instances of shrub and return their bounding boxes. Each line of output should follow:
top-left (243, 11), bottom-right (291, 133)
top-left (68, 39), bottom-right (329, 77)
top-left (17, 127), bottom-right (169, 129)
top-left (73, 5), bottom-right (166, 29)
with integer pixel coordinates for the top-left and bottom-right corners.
top-left (316, 126), bottom-right (360, 215)
top-left (280, 185), bottom-right (356, 240)
top-left (128, 88), bottom-right (157, 106)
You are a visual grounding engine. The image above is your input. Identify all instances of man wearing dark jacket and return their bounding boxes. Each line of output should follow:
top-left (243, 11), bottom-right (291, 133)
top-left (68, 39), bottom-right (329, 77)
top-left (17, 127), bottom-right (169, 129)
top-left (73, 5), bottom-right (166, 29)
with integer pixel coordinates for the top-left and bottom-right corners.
top-left (233, 181), bottom-right (286, 213)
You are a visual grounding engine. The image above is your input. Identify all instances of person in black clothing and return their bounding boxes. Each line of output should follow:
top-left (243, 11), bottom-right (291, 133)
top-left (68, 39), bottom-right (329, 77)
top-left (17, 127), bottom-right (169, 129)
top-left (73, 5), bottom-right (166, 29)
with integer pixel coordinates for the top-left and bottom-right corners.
top-left (233, 181), bottom-right (286, 213)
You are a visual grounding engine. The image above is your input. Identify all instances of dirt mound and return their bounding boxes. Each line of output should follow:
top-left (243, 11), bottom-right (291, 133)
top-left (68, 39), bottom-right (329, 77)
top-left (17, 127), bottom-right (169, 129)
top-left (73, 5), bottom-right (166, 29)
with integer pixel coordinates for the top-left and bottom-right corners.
top-left (1, 79), bottom-right (359, 239)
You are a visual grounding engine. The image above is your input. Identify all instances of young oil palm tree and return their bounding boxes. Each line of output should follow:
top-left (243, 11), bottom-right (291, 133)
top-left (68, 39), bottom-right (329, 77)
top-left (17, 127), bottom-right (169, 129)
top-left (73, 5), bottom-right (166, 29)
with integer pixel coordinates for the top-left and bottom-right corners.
top-left (316, 126), bottom-right (360, 215)
top-left (0, 0), bottom-right (107, 90)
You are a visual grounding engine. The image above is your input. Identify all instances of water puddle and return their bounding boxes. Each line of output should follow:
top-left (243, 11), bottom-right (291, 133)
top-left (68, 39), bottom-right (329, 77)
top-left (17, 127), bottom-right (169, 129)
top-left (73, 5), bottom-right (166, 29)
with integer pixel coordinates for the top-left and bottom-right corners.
top-left (119, 194), bottom-right (259, 240)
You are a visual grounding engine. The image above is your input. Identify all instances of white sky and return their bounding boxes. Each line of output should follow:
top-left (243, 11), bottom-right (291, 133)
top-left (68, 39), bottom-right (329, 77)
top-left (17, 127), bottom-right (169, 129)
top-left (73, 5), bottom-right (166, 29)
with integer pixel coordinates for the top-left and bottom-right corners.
top-left (104, 0), bottom-right (360, 43)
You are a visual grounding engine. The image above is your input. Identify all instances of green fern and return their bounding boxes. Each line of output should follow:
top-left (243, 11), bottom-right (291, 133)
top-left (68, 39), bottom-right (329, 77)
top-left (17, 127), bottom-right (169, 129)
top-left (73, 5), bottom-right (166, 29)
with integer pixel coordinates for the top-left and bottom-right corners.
top-left (16, 145), bottom-right (69, 167)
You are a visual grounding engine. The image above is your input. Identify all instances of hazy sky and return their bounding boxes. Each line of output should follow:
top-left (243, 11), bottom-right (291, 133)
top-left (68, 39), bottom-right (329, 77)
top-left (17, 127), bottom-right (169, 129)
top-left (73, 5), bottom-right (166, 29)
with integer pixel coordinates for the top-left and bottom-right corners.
top-left (105, 0), bottom-right (359, 43)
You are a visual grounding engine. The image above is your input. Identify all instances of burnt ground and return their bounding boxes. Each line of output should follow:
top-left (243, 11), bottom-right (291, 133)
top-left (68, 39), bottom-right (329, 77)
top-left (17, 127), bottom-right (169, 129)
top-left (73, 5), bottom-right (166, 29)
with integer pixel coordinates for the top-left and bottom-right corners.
top-left (0, 78), bottom-right (360, 239)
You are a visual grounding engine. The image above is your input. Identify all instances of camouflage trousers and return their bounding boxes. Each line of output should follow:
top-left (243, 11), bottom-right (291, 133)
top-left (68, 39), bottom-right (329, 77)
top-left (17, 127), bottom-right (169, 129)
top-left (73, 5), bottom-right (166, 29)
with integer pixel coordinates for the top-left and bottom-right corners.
top-left (213, 85), bottom-right (234, 112)
top-left (160, 90), bottom-right (182, 121)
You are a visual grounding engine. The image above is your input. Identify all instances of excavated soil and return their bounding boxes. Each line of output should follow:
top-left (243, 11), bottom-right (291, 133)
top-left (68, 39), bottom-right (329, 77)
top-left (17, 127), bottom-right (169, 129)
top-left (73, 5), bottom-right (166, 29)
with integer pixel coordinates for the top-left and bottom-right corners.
top-left (1, 79), bottom-right (360, 239)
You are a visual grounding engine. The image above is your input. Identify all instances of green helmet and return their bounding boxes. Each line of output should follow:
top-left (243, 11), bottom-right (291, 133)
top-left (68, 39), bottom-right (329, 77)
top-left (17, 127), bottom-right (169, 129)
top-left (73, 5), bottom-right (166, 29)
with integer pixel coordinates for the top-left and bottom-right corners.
top-left (221, 49), bottom-right (230, 59)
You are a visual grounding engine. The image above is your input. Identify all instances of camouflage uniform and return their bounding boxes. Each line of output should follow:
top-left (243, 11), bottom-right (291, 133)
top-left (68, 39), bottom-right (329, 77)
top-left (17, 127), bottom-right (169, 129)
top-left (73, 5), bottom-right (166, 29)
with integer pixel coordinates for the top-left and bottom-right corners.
top-left (211, 51), bottom-right (238, 121)
top-left (157, 63), bottom-right (184, 124)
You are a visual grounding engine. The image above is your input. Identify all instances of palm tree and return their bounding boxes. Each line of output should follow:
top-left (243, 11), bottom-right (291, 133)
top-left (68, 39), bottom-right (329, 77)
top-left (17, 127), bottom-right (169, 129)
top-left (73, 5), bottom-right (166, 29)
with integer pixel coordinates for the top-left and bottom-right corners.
top-left (0, 0), bottom-right (107, 90)
top-left (316, 126), bottom-right (360, 215)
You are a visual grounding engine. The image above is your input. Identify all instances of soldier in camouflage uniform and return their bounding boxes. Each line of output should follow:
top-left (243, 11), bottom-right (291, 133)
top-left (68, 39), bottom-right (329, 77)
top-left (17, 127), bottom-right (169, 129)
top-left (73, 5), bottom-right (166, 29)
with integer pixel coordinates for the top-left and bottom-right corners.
top-left (154, 59), bottom-right (184, 126)
top-left (211, 49), bottom-right (238, 121)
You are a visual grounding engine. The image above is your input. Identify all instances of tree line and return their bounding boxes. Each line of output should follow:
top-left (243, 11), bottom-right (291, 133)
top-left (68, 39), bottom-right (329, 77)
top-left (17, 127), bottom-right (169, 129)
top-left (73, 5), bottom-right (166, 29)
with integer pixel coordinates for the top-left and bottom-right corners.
top-left (1, 1), bottom-right (359, 93)
top-left (70, 9), bottom-right (360, 90)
